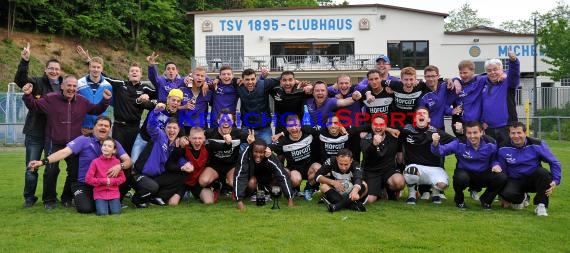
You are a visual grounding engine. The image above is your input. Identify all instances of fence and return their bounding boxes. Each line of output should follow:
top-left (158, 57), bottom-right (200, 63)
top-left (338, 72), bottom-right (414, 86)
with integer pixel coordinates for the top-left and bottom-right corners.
top-left (1, 83), bottom-right (569, 145)
top-left (191, 54), bottom-right (381, 72)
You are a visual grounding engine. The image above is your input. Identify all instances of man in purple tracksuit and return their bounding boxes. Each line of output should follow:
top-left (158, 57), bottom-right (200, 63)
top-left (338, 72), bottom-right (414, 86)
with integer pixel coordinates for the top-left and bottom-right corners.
top-left (449, 60), bottom-right (487, 136)
top-left (28, 116), bottom-right (132, 213)
top-left (22, 75), bottom-right (111, 210)
top-left (418, 65), bottom-right (460, 131)
top-left (146, 51), bottom-right (184, 102)
top-left (357, 55), bottom-right (399, 87)
top-left (495, 122), bottom-right (562, 216)
top-left (481, 51), bottom-right (520, 145)
top-left (431, 121), bottom-right (507, 210)
top-left (209, 66), bottom-right (239, 128)
top-left (305, 81), bottom-right (361, 128)
top-left (132, 106), bottom-right (193, 207)
top-left (179, 66), bottom-right (213, 130)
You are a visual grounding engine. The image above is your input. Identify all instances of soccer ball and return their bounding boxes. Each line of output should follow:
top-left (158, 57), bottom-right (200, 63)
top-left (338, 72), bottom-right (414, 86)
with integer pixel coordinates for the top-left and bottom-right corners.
top-left (341, 180), bottom-right (354, 194)
top-left (404, 166), bottom-right (420, 185)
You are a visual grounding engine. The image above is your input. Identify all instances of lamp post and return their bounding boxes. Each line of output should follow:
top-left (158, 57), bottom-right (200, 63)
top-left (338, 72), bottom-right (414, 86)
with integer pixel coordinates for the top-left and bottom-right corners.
top-left (533, 15), bottom-right (538, 137)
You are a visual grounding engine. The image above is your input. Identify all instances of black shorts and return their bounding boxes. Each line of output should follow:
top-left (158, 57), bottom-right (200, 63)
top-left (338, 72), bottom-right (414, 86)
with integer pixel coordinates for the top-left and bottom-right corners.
top-left (364, 169), bottom-right (400, 197)
top-left (208, 163), bottom-right (235, 179)
top-left (288, 162), bottom-right (319, 180)
top-left (178, 184), bottom-right (204, 200)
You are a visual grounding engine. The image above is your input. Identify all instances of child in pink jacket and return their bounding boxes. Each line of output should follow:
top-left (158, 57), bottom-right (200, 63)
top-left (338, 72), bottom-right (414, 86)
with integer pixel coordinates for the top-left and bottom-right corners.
top-left (85, 138), bottom-right (126, 215)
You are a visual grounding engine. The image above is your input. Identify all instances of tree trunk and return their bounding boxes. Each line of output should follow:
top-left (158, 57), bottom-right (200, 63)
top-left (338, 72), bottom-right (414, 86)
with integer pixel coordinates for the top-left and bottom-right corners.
top-left (133, 0), bottom-right (141, 53)
top-left (7, 1), bottom-right (16, 38)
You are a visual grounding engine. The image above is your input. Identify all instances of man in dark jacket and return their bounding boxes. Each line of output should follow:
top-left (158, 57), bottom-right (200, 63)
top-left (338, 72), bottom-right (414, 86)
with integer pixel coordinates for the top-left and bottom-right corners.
top-left (14, 43), bottom-right (63, 208)
top-left (234, 140), bottom-right (294, 211)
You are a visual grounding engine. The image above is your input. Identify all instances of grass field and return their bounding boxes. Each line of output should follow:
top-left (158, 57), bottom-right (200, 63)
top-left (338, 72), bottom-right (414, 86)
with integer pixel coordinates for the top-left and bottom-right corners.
top-left (1, 141), bottom-right (568, 252)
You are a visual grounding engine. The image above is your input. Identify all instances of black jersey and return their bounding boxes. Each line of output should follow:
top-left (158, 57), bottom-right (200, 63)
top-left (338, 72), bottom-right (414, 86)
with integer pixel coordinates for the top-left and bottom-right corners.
top-left (399, 124), bottom-right (454, 167)
top-left (361, 133), bottom-right (400, 173)
top-left (205, 128), bottom-right (243, 166)
top-left (271, 132), bottom-right (315, 169)
top-left (315, 157), bottom-right (363, 188)
top-left (362, 87), bottom-right (394, 116)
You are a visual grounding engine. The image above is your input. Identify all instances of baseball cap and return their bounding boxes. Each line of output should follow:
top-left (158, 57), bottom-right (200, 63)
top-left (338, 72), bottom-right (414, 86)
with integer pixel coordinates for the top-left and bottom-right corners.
top-left (168, 88), bottom-right (183, 100)
top-left (375, 55), bottom-right (390, 63)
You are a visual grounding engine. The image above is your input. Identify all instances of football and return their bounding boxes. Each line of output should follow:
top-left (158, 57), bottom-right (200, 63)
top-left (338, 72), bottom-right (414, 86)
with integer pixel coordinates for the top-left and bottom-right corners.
top-left (404, 166), bottom-right (420, 185)
top-left (341, 180), bottom-right (354, 194)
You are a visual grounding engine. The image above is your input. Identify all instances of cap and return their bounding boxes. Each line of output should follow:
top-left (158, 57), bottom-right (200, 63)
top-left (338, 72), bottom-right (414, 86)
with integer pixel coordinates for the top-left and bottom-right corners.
top-left (168, 88), bottom-right (183, 100)
top-left (375, 55), bottom-right (390, 64)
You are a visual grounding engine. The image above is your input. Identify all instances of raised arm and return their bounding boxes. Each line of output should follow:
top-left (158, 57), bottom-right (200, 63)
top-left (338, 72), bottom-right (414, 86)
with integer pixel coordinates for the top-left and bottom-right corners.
top-left (336, 91), bottom-right (362, 108)
top-left (506, 51), bottom-right (520, 89)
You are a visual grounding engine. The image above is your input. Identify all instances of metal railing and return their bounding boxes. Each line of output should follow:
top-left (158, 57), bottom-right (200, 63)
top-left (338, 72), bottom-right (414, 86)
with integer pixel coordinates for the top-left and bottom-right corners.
top-left (2, 83), bottom-right (569, 144)
top-left (191, 54), bottom-right (380, 72)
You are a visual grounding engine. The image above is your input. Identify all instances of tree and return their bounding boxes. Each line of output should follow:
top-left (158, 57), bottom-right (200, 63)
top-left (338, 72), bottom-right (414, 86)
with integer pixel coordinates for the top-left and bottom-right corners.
top-left (444, 3), bottom-right (493, 32)
top-left (538, 18), bottom-right (570, 81)
top-left (5, 0), bottom-right (46, 37)
top-left (500, 19), bottom-right (534, 34)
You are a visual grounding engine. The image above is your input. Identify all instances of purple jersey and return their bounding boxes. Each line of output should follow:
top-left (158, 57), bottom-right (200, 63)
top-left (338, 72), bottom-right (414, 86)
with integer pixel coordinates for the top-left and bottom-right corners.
top-left (67, 135), bottom-right (126, 183)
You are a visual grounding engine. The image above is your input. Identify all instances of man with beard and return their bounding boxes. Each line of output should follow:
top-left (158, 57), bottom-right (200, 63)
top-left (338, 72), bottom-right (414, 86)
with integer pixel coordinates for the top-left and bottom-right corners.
top-left (400, 107), bottom-right (454, 205)
top-left (14, 42), bottom-right (63, 208)
top-left (147, 51), bottom-right (185, 102)
top-left (22, 76), bottom-right (111, 210)
top-left (28, 116), bottom-right (132, 213)
top-left (431, 121), bottom-right (507, 210)
top-left (316, 149), bottom-right (367, 212)
top-left (237, 68), bottom-right (280, 150)
top-left (234, 140), bottom-right (294, 211)
top-left (268, 71), bottom-right (312, 135)
top-left (361, 116), bottom-right (405, 203)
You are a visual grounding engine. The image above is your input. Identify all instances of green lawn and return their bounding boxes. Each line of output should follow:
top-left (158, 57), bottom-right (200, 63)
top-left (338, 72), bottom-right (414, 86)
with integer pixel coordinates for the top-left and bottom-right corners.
top-left (1, 141), bottom-right (569, 252)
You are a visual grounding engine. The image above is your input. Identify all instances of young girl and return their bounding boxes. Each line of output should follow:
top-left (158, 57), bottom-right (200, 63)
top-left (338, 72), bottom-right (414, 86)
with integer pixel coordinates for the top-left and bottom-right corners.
top-left (85, 138), bottom-right (126, 216)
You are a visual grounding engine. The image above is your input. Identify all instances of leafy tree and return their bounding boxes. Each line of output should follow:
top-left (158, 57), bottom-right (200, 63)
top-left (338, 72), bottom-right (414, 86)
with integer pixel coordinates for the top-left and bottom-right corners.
top-left (500, 19), bottom-right (534, 34)
top-left (5, 0), bottom-right (46, 37)
top-left (537, 1), bottom-right (570, 80)
top-left (444, 3), bottom-right (493, 32)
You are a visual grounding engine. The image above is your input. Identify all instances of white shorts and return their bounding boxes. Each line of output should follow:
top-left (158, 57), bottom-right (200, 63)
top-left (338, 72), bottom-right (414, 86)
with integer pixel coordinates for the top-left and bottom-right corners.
top-left (406, 164), bottom-right (448, 187)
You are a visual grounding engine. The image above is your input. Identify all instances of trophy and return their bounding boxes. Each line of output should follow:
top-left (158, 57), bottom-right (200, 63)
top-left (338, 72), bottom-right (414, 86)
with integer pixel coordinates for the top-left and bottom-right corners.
top-left (256, 189), bottom-right (266, 206)
top-left (270, 185), bottom-right (281, 210)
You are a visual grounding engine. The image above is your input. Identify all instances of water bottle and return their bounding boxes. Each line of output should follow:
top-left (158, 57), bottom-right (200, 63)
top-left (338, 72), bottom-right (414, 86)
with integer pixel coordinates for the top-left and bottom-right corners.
top-left (304, 189), bottom-right (313, 201)
top-left (302, 104), bottom-right (312, 126)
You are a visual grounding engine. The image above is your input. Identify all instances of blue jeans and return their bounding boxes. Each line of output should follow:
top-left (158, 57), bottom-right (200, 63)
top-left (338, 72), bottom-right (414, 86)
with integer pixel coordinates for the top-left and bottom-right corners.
top-left (130, 134), bottom-right (148, 165)
top-left (240, 126), bottom-right (273, 152)
top-left (24, 135), bottom-right (44, 203)
top-left (95, 198), bottom-right (122, 216)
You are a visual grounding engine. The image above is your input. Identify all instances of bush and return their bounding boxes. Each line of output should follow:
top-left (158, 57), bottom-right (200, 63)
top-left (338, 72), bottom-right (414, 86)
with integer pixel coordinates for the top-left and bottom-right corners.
top-left (536, 102), bottom-right (570, 140)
